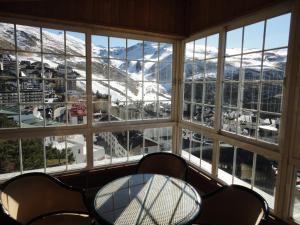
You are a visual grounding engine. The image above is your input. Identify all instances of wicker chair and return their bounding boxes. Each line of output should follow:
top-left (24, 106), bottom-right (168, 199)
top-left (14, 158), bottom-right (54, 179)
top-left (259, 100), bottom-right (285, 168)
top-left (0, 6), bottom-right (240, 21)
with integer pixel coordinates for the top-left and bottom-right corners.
top-left (137, 152), bottom-right (188, 180)
top-left (0, 172), bottom-right (94, 225)
top-left (194, 184), bottom-right (269, 225)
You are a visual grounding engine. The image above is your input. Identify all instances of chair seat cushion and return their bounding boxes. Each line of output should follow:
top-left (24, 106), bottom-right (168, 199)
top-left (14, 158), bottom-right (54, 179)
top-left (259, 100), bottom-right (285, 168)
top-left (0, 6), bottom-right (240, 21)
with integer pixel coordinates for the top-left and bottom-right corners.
top-left (29, 213), bottom-right (92, 225)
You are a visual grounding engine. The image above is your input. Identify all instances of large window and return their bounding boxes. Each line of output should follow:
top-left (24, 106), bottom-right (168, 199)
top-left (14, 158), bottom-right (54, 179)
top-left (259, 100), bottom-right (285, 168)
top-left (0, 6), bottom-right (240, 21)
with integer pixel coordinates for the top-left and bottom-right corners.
top-left (92, 36), bottom-right (172, 122)
top-left (222, 14), bottom-right (290, 144)
top-left (0, 23), bottom-right (87, 128)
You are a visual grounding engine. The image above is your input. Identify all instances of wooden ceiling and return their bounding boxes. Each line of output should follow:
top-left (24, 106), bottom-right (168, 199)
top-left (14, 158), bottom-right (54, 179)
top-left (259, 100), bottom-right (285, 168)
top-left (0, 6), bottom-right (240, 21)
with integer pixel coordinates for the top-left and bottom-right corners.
top-left (0, 0), bottom-right (290, 37)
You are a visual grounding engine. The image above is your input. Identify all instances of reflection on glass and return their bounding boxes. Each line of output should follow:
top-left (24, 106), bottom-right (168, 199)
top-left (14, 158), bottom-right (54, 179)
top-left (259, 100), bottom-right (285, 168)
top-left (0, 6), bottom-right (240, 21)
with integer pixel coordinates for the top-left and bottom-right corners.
top-left (20, 104), bottom-right (44, 128)
top-left (192, 103), bottom-right (202, 124)
top-left (203, 106), bottom-right (214, 127)
top-left (226, 28), bottom-right (243, 56)
top-left (182, 102), bottom-right (191, 121)
top-left (205, 59), bottom-right (217, 79)
top-left (92, 35), bottom-right (108, 58)
top-left (242, 53), bottom-right (262, 81)
top-left (263, 49), bottom-right (287, 81)
top-left (143, 101), bottom-right (158, 119)
top-left (0, 22), bottom-right (15, 50)
top-left (204, 82), bottom-right (215, 105)
top-left (224, 56), bottom-right (240, 81)
top-left (201, 135), bottom-right (213, 173)
top-left (223, 82), bottom-right (238, 107)
top-left (265, 13), bottom-right (291, 50)
top-left (192, 83), bottom-right (203, 103)
top-left (42, 28), bottom-right (64, 54)
top-left (184, 62), bottom-right (193, 81)
top-left (184, 83), bottom-right (192, 102)
top-left (218, 143), bottom-right (234, 184)
top-left (237, 110), bottom-right (257, 138)
top-left (45, 104), bottom-right (66, 126)
top-left (16, 25), bottom-right (41, 52)
top-left (110, 37), bottom-right (126, 59)
top-left (243, 21), bottom-right (264, 53)
top-left (158, 101), bottom-right (171, 119)
top-left (260, 83), bottom-right (282, 113)
top-left (194, 60), bottom-right (204, 81)
top-left (258, 113), bottom-right (280, 144)
top-left (242, 82), bottom-right (259, 110)
top-left (234, 148), bottom-right (253, 188)
top-left (66, 31), bottom-right (85, 56)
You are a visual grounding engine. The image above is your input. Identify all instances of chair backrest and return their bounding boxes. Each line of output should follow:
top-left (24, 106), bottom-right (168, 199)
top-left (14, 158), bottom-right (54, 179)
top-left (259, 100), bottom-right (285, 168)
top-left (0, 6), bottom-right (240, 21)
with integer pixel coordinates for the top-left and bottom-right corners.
top-left (0, 172), bottom-right (88, 224)
top-left (196, 185), bottom-right (269, 225)
top-left (137, 152), bottom-right (188, 180)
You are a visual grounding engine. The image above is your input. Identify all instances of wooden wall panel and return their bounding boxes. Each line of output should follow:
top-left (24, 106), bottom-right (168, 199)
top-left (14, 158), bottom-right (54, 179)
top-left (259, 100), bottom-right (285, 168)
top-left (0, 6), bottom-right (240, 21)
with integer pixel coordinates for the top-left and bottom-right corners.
top-left (188, 0), bottom-right (289, 35)
top-left (0, 0), bottom-right (187, 36)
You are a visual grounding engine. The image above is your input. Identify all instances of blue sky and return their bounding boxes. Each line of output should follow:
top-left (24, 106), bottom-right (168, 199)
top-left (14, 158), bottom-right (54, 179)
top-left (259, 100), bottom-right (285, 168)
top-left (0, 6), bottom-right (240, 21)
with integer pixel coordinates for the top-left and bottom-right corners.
top-left (226, 13), bottom-right (291, 53)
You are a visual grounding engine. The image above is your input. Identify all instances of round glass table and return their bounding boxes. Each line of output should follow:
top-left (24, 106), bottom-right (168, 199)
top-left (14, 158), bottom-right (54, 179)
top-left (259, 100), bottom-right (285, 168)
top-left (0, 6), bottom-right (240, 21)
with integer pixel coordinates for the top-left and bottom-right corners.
top-left (93, 173), bottom-right (201, 225)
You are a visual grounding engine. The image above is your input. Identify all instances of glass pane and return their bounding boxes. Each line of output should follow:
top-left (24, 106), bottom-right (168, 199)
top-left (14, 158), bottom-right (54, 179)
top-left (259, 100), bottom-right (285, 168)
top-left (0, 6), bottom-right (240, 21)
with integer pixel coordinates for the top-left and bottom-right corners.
top-left (205, 58), bottom-right (217, 79)
top-left (67, 80), bottom-right (86, 102)
top-left (260, 83), bottom-right (282, 113)
top-left (159, 127), bottom-right (172, 152)
top-left (66, 56), bottom-right (86, 79)
top-left (224, 56), bottom-right (240, 81)
top-left (66, 31), bottom-right (85, 56)
top-left (16, 25), bottom-right (41, 52)
top-left (92, 81), bottom-right (109, 99)
top-left (204, 82), bottom-right (215, 105)
top-left (159, 62), bottom-right (172, 82)
top-left (144, 61), bottom-right (158, 82)
top-left (238, 110), bottom-right (257, 138)
top-left (242, 82), bottom-right (259, 110)
top-left (0, 22), bottom-right (15, 50)
top-left (0, 78), bottom-right (18, 104)
top-left (66, 134), bottom-right (86, 170)
top-left (22, 138), bottom-right (44, 172)
top-left (0, 139), bottom-right (19, 177)
top-left (222, 107), bottom-right (237, 133)
top-left (158, 101), bottom-right (171, 119)
top-left (128, 130), bottom-right (143, 160)
top-left (223, 82), bottom-right (238, 107)
top-left (93, 133), bottom-right (111, 166)
top-left (194, 60), bottom-right (205, 81)
top-left (143, 82), bottom-right (157, 101)
top-left (42, 28), bottom-right (64, 54)
top-left (45, 136), bottom-right (67, 172)
top-left (0, 105), bottom-right (19, 128)
top-left (110, 81), bottom-right (126, 102)
top-left (254, 154), bottom-right (277, 209)
top-left (258, 113), bottom-right (279, 144)
top-left (127, 101), bottom-right (143, 120)
top-left (18, 52), bottom-right (42, 78)
top-left (191, 132), bottom-right (201, 166)
top-left (234, 148), bottom-right (253, 188)
top-left (43, 54), bottom-right (65, 78)
top-left (293, 170), bottom-right (300, 223)
top-left (92, 35), bottom-right (108, 58)
top-left (68, 103), bottom-right (87, 125)
top-left (143, 101), bottom-right (158, 119)
top-left (206, 34), bottom-right (219, 58)
top-left (111, 131), bottom-right (128, 163)
top-left (201, 135), bottom-right (213, 173)
top-left (203, 106), bottom-right (214, 127)
top-left (194, 38), bottom-right (205, 60)
top-left (243, 21), bottom-right (264, 53)
top-left (92, 58), bottom-right (109, 80)
top-left (110, 59), bottom-right (126, 74)
top-left (192, 83), bottom-right (203, 103)
top-left (158, 83), bottom-right (172, 101)
top-left (181, 129), bottom-right (191, 160)
top-left (184, 83), bottom-right (192, 102)
top-left (45, 103), bottom-right (66, 126)
top-left (226, 28), bottom-right (243, 56)
top-left (111, 101), bottom-right (126, 121)
top-left (192, 104), bottom-right (202, 124)
top-left (19, 78), bottom-right (43, 103)
top-left (93, 101), bottom-right (109, 122)
top-left (185, 41), bottom-right (194, 61)
top-left (242, 53), bottom-right (262, 81)
top-left (127, 39), bottom-right (143, 60)
top-left (110, 37), bottom-right (126, 59)
top-left (20, 104), bottom-right (44, 128)
top-left (159, 43), bottom-right (173, 63)
top-left (44, 79), bottom-right (65, 103)
top-left (128, 60), bottom-right (143, 81)
top-left (265, 13), bottom-right (291, 49)
top-left (218, 143), bottom-right (234, 184)
top-left (144, 41), bottom-right (158, 61)
top-left (184, 62), bottom-right (193, 81)
top-left (263, 49), bottom-right (287, 81)
top-left (0, 51), bottom-right (17, 78)
top-left (182, 102), bottom-right (191, 121)
top-left (144, 128), bottom-right (159, 154)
